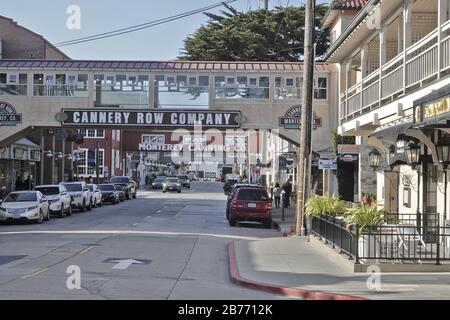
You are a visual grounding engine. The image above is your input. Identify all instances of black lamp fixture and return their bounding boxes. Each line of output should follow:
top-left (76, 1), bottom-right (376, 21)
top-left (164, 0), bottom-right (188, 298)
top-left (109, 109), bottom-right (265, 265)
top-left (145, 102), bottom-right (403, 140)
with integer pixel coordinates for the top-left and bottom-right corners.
top-left (405, 141), bottom-right (421, 165)
top-left (436, 135), bottom-right (450, 168)
top-left (369, 148), bottom-right (381, 170)
top-left (45, 150), bottom-right (53, 158)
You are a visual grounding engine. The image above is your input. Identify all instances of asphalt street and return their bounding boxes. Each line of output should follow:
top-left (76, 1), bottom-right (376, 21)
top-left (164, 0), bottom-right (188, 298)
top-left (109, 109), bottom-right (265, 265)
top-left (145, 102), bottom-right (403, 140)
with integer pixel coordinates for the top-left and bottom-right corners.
top-left (0, 181), bottom-right (284, 300)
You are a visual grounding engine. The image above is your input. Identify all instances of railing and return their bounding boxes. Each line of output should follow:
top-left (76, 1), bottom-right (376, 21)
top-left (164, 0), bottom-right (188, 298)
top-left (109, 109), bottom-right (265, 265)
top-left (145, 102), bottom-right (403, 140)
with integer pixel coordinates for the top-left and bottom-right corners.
top-left (311, 214), bottom-right (450, 264)
top-left (215, 86), bottom-right (269, 100)
top-left (97, 85), bottom-right (149, 106)
top-left (33, 84), bottom-right (88, 97)
top-left (340, 21), bottom-right (449, 123)
top-left (0, 84), bottom-right (27, 96)
top-left (275, 87), bottom-right (301, 100)
top-left (155, 85), bottom-right (208, 108)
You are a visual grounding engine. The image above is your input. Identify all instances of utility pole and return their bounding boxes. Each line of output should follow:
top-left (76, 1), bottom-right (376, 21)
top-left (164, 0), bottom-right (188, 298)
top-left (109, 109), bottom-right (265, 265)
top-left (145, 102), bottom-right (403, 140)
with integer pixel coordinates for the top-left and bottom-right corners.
top-left (295, 0), bottom-right (315, 237)
top-left (262, 0), bottom-right (269, 10)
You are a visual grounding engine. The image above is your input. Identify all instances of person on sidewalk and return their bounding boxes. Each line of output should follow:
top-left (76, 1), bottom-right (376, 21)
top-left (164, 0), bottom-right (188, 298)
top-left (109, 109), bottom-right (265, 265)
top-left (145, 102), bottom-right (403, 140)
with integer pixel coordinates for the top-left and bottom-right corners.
top-left (282, 178), bottom-right (293, 208)
top-left (273, 183), bottom-right (281, 209)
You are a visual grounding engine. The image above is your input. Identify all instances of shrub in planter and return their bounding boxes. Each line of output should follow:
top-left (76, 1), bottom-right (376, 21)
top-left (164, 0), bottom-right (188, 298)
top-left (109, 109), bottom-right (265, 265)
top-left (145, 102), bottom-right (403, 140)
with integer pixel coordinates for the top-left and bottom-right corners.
top-left (345, 205), bottom-right (387, 262)
top-left (305, 195), bottom-right (349, 217)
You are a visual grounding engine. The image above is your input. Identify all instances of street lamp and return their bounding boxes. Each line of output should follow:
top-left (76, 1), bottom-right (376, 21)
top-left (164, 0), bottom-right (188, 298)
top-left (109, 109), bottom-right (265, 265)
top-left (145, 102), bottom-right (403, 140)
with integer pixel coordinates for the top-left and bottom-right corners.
top-left (45, 150), bottom-right (54, 158)
top-left (387, 145), bottom-right (396, 166)
top-left (405, 141), bottom-right (421, 166)
top-left (436, 136), bottom-right (450, 168)
top-left (369, 148), bottom-right (381, 170)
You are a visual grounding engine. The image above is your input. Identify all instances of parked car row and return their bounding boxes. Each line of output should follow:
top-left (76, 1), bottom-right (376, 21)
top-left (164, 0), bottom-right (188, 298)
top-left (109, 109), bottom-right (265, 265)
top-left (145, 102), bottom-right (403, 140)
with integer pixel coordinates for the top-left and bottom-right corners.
top-left (0, 176), bottom-right (137, 224)
top-left (226, 184), bottom-right (272, 229)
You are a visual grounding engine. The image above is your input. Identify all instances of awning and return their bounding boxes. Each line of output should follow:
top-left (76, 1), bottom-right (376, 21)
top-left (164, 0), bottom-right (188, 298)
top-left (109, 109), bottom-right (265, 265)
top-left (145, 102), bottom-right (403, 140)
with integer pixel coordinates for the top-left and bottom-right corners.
top-left (370, 120), bottom-right (413, 140)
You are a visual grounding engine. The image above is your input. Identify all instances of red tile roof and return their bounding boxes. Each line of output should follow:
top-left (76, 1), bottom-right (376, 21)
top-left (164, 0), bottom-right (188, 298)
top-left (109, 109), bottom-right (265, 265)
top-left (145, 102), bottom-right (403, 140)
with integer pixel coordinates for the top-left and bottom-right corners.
top-left (0, 59), bottom-right (331, 73)
top-left (331, 0), bottom-right (368, 10)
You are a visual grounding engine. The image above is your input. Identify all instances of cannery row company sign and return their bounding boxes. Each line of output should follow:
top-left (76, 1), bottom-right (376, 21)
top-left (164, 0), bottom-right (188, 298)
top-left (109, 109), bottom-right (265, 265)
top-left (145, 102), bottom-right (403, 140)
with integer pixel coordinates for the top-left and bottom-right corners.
top-left (0, 102), bottom-right (22, 126)
top-left (280, 106), bottom-right (322, 129)
top-left (60, 109), bottom-right (241, 128)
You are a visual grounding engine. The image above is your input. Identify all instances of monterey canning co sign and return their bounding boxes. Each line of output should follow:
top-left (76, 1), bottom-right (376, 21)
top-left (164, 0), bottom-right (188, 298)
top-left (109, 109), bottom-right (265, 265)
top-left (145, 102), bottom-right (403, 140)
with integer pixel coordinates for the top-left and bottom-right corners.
top-left (61, 109), bottom-right (241, 129)
top-left (280, 106), bottom-right (321, 130)
top-left (0, 102), bottom-right (22, 126)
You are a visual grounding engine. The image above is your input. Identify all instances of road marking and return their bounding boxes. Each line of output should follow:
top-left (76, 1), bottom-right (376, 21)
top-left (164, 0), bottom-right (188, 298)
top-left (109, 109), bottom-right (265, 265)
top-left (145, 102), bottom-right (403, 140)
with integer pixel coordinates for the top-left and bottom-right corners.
top-left (0, 230), bottom-right (264, 240)
top-left (77, 246), bottom-right (95, 256)
top-left (22, 268), bottom-right (49, 279)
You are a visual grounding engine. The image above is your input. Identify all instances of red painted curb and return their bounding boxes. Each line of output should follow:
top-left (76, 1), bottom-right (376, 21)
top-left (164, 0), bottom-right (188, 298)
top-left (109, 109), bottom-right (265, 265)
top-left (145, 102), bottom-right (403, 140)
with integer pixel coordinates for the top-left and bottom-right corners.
top-left (228, 241), bottom-right (368, 300)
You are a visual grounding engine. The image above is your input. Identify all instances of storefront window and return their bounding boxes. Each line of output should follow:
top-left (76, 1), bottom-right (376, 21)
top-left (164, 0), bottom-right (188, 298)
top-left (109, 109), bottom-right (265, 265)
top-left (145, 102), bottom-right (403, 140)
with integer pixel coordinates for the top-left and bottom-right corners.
top-left (314, 77), bottom-right (328, 100)
top-left (154, 75), bottom-right (209, 109)
top-left (0, 73), bottom-right (27, 96)
top-left (33, 73), bottom-right (88, 97)
top-left (93, 74), bottom-right (149, 106)
top-left (215, 76), bottom-right (269, 100)
top-left (275, 77), bottom-right (302, 100)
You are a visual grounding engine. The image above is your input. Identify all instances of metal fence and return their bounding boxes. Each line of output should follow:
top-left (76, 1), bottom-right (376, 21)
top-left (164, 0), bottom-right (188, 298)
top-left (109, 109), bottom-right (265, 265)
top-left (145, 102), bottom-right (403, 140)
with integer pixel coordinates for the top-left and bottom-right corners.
top-left (311, 214), bottom-right (450, 265)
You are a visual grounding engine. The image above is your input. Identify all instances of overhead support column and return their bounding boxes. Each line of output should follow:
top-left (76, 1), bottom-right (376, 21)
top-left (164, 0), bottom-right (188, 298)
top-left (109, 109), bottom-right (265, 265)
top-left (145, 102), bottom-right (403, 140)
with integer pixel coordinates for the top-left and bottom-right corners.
top-left (345, 61), bottom-right (351, 119)
top-left (437, 0), bottom-right (447, 78)
top-left (379, 26), bottom-right (387, 104)
top-left (403, 1), bottom-right (413, 89)
top-left (360, 44), bottom-right (368, 111)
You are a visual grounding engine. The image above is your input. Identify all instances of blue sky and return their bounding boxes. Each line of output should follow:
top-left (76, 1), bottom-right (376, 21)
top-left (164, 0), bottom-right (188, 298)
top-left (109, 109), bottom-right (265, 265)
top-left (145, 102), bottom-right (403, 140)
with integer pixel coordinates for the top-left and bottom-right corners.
top-left (1, 0), bottom-right (329, 61)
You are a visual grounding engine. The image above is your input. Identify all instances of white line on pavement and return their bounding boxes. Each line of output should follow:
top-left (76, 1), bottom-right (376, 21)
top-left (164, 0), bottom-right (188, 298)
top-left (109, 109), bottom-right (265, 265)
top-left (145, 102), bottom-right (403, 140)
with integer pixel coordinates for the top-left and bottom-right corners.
top-left (0, 230), bottom-right (263, 240)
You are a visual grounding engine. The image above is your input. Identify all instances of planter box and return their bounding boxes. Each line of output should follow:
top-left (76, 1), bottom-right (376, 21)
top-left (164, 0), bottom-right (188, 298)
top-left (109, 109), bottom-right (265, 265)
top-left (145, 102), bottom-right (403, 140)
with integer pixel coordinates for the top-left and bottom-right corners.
top-left (358, 234), bottom-right (378, 263)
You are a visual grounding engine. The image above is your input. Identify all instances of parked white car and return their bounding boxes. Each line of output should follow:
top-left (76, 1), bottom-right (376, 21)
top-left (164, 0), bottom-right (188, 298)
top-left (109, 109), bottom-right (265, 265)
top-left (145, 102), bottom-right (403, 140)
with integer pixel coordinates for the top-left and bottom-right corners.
top-left (34, 185), bottom-right (72, 218)
top-left (0, 191), bottom-right (50, 224)
top-left (60, 182), bottom-right (92, 212)
top-left (88, 184), bottom-right (103, 207)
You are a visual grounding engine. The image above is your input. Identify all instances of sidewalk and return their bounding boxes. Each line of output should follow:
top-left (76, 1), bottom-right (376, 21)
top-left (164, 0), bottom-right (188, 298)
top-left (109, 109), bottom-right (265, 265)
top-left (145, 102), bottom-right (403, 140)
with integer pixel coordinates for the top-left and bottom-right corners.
top-left (271, 205), bottom-right (296, 236)
top-left (229, 236), bottom-right (450, 300)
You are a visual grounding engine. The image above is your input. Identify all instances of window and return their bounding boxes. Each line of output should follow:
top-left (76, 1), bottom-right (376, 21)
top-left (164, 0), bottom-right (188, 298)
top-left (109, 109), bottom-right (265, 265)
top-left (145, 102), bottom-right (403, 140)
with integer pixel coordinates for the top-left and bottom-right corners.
top-left (215, 76), bottom-right (270, 99)
top-left (155, 75), bottom-right (209, 109)
top-left (79, 129), bottom-right (104, 139)
top-left (77, 148), bottom-right (105, 177)
top-left (275, 77), bottom-right (302, 100)
top-left (314, 77), bottom-right (328, 100)
top-left (142, 135), bottom-right (165, 145)
top-left (0, 73), bottom-right (27, 96)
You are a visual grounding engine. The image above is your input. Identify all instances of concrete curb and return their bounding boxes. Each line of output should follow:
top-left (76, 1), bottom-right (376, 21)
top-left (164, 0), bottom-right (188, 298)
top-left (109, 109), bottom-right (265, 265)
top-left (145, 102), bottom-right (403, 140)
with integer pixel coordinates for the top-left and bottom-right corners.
top-left (228, 241), bottom-right (368, 301)
top-left (272, 220), bottom-right (295, 237)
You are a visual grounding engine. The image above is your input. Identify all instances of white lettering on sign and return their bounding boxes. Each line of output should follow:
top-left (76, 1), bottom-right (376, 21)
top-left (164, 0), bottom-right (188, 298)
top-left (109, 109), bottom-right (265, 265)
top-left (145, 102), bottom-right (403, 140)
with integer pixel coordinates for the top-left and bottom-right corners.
top-left (73, 112), bottom-right (81, 123)
top-left (224, 114), bottom-right (231, 125)
top-left (154, 113), bottom-right (164, 124)
top-left (171, 113), bottom-right (178, 124)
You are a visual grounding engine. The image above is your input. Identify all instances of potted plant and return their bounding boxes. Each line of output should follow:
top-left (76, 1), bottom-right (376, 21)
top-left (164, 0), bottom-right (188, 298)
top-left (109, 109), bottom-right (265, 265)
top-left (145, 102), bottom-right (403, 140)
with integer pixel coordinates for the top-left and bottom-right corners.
top-left (361, 192), bottom-right (377, 206)
top-left (345, 204), bottom-right (387, 262)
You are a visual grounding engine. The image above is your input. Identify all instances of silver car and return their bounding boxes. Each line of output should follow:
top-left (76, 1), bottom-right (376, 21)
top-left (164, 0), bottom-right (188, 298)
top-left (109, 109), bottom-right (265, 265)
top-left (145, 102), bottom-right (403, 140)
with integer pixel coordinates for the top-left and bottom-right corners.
top-left (162, 178), bottom-right (182, 194)
top-left (88, 184), bottom-right (103, 207)
top-left (61, 182), bottom-right (92, 212)
top-left (0, 191), bottom-right (50, 224)
top-left (34, 185), bottom-right (72, 218)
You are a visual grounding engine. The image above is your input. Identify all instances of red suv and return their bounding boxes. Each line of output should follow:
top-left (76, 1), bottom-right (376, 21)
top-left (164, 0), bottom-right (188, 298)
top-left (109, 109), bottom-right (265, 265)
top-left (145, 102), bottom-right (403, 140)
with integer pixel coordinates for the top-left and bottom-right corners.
top-left (229, 187), bottom-right (272, 228)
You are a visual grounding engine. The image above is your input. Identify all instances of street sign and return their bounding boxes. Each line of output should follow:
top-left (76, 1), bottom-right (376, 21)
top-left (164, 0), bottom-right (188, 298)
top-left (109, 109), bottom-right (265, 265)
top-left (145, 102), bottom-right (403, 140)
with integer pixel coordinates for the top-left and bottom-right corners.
top-left (319, 159), bottom-right (337, 170)
top-left (56, 129), bottom-right (67, 141)
top-left (338, 145), bottom-right (360, 154)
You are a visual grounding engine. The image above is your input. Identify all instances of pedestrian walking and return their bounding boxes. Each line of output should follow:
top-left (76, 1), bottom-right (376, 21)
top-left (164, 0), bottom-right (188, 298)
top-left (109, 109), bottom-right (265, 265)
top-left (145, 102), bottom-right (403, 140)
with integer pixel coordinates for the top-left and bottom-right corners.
top-left (282, 178), bottom-right (293, 208)
top-left (273, 183), bottom-right (281, 209)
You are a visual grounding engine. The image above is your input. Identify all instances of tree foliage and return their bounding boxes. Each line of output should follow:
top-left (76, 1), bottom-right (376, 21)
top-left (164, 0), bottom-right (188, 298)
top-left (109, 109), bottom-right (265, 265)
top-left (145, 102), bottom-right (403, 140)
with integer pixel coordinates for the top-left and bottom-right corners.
top-left (179, 4), bottom-right (330, 61)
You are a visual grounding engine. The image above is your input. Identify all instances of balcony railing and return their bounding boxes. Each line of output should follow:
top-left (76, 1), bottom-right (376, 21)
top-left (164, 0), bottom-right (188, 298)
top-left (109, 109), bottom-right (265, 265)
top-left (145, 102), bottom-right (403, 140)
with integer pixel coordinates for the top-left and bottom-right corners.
top-left (340, 20), bottom-right (450, 123)
top-left (33, 84), bottom-right (88, 97)
top-left (0, 84), bottom-right (27, 96)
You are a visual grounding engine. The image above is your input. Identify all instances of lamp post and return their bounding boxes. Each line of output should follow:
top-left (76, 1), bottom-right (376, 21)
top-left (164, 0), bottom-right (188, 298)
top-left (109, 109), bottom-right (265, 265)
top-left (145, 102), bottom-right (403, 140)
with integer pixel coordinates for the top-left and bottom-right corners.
top-left (405, 141), bottom-right (421, 166)
top-left (437, 136), bottom-right (450, 222)
top-left (369, 148), bottom-right (381, 171)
